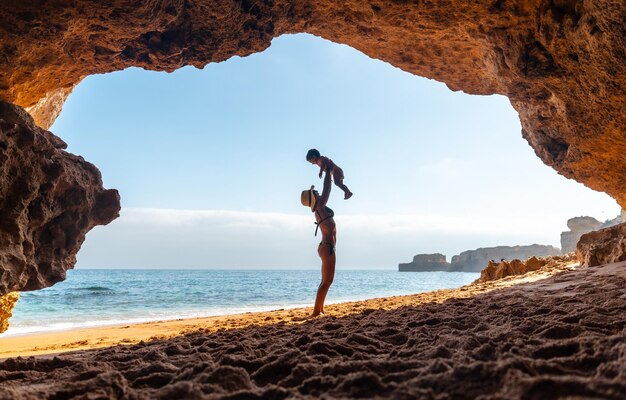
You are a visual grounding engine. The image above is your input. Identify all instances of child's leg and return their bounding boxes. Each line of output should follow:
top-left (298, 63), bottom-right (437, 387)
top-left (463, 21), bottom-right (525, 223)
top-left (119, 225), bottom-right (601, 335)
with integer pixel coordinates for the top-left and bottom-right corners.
top-left (336, 179), bottom-right (353, 199)
top-left (333, 168), bottom-right (353, 199)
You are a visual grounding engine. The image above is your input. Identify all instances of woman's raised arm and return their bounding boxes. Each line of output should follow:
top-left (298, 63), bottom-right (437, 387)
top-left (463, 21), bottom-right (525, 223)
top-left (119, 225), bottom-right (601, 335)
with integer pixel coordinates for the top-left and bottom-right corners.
top-left (318, 170), bottom-right (332, 206)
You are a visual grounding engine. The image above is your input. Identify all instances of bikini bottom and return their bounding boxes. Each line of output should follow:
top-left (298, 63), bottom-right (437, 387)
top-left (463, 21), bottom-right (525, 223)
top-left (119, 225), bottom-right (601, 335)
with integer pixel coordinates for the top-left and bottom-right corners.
top-left (318, 241), bottom-right (335, 256)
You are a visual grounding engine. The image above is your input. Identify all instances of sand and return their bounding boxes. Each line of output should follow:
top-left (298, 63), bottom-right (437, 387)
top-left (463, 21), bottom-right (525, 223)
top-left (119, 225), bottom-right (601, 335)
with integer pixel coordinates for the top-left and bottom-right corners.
top-left (0, 261), bottom-right (624, 399)
top-left (0, 262), bottom-right (571, 359)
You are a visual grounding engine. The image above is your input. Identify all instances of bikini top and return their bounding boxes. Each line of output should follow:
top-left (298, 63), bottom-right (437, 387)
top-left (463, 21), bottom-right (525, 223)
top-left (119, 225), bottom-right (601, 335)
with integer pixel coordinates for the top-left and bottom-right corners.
top-left (314, 206), bottom-right (334, 236)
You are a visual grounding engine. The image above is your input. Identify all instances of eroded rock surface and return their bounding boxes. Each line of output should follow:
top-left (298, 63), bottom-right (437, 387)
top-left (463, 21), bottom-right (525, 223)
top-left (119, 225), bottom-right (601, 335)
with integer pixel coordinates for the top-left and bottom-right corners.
top-left (477, 253), bottom-right (577, 283)
top-left (0, 101), bottom-right (120, 295)
top-left (0, 0), bottom-right (624, 207)
top-left (0, 292), bottom-right (19, 334)
top-left (577, 222), bottom-right (626, 267)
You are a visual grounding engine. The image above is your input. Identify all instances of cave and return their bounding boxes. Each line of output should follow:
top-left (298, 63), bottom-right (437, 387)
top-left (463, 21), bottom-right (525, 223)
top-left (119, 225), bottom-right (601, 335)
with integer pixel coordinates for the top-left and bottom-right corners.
top-left (0, 2), bottom-right (625, 398)
top-left (0, 1), bottom-right (625, 298)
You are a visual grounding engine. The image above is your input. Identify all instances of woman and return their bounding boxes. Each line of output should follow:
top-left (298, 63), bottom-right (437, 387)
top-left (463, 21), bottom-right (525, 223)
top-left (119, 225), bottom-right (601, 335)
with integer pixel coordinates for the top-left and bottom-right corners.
top-left (301, 170), bottom-right (336, 317)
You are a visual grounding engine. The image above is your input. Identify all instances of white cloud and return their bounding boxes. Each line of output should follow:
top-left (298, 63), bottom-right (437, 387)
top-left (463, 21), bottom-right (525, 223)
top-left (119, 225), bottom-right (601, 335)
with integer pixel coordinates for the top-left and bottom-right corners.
top-left (76, 207), bottom-right (564, 270)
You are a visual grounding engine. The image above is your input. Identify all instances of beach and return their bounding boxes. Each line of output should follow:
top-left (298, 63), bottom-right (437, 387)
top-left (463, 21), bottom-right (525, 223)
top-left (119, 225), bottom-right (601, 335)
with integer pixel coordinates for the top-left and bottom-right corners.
top-left (2, 269), bottom-right (480, 338)
top-left (2, 260), bottom-right (624, 398)
top-left (0, 263), bottom-right (563, 360)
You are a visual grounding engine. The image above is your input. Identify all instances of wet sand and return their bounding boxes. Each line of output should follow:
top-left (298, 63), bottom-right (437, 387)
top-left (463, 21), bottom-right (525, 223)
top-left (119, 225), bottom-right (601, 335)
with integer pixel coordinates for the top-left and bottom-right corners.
top-left (1, 261), bottom-right (625, 399)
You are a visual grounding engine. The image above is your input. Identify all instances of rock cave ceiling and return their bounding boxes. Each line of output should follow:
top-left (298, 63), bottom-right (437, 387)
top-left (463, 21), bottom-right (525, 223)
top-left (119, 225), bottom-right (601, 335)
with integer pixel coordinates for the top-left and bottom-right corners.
top-left (0, 0), bottom-right (624, 293)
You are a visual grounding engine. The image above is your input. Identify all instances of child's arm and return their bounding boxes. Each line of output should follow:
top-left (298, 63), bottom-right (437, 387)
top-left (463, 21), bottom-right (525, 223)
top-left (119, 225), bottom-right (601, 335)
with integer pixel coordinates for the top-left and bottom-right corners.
top-left (318, 158), bottom-right (326, 178)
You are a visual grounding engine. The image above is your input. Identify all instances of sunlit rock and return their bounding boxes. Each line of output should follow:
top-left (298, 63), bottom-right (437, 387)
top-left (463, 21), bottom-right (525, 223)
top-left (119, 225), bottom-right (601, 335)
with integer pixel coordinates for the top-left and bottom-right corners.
top-left (576, 223), bottom-right (626, 267)
top-left (0, 292), bottom-right (19, 333)
top-left (476, 253), bottom-right (577, 283)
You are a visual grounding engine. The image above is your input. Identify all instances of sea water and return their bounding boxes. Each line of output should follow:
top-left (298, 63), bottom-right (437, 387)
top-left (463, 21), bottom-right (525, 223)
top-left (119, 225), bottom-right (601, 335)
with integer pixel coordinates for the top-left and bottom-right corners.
top-left (2, 269), bottom-right (479, 337)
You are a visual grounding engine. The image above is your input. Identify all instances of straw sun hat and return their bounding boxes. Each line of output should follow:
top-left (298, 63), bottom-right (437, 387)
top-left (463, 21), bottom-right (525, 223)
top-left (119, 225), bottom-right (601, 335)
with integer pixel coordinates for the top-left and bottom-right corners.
top-left (301, 185), bottom-right (317, 210)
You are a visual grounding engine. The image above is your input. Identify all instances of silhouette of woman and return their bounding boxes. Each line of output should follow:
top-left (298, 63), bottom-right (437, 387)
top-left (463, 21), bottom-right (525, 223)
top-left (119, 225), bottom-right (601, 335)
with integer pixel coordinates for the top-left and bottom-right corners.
top-left (301, 169), bottom-right (336, 316)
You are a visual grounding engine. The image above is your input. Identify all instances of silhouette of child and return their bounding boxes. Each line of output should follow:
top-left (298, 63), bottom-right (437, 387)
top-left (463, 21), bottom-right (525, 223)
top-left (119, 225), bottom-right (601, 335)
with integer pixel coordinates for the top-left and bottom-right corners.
top-left (306, 149), bottom-right (353, 200)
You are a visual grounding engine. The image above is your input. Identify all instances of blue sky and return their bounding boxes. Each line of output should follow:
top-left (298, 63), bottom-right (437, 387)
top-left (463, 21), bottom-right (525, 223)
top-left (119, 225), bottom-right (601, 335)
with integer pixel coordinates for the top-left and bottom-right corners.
top-left (50, 34), bottom-right (620, 269)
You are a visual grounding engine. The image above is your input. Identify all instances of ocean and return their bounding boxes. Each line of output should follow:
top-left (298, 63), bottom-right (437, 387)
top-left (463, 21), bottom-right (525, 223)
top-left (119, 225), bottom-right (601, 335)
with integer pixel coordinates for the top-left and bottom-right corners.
top-left (2, 269), bottom-right (479, 337)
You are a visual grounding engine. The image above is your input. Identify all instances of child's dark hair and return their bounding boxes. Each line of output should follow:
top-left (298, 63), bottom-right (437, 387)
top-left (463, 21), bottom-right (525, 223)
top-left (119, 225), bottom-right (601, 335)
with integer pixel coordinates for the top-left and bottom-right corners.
top-left (306, 149), bottom-right (320, 161)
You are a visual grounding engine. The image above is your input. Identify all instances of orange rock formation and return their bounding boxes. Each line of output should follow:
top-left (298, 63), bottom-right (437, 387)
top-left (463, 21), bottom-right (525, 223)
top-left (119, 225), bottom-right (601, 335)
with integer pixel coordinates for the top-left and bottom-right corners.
top-left (0, 1), bottom-right (624, 294)
top-left (0, 292), bottom-right (19, 334)
top-left (477, 253), bottom-right (577, 283)
top-left (577, 223), bottom-right (626, 267)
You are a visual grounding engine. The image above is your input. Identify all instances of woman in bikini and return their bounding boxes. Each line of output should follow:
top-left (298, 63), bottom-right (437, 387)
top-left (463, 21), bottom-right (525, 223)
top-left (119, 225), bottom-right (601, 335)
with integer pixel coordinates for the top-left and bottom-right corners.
top-left (301, 169), bottom-right (336, 317)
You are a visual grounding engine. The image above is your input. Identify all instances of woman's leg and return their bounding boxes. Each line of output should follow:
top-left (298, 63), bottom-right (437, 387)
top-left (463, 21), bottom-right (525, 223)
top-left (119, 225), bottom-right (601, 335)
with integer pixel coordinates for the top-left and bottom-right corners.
top-left (312, 243), bottom-right (336, 316)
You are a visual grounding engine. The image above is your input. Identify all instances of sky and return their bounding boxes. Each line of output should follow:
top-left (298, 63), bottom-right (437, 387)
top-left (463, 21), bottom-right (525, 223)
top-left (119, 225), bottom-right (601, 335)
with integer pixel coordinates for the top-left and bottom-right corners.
top-left (50, 33), bottom-right (621, 269)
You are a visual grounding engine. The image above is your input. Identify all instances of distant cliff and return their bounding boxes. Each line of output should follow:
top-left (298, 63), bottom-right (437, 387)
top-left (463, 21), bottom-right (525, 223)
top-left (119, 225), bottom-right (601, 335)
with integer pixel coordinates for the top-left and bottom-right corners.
top-left (400, 212), bottom-right (625, 273)
top-left (399, 245), bottom-right (561, 273)
top-left (448, 245), bottom-right (561, 272)
top-left (560, 214), bottom-right (623, 254)
top-left (399, 254), bottom-right (450, 272)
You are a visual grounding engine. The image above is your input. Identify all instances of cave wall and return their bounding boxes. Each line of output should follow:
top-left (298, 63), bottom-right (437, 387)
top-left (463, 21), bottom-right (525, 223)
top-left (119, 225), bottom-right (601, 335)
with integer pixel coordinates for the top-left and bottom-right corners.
top-left (577, 222), bottom-right (626, 267)
top-left (0, 0), bottom-right (624, 293)
top-left (0, 101), bottom-right (119, 295)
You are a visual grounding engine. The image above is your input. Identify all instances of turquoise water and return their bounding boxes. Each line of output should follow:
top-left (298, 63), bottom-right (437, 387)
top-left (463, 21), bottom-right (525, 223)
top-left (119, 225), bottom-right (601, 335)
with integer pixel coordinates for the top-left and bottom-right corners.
top-left (3, 269), bottom-right (479, 337)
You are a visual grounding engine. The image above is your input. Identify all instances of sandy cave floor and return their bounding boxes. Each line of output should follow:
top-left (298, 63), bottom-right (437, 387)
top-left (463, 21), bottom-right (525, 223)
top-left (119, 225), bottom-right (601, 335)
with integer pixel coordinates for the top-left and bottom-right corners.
top-left (0, 262), bottom-right (624, 399)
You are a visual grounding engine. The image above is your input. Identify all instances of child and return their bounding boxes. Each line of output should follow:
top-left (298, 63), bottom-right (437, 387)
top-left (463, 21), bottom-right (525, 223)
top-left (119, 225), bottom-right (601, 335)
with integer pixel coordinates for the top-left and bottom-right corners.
top-left (306, 149), bottom-right (353, 200)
